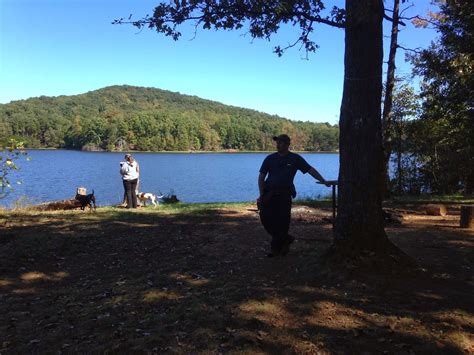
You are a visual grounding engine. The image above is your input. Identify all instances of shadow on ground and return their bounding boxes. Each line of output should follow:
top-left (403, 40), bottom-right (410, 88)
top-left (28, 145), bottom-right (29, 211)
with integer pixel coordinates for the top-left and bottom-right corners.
top-left (0, 206), bottom-right (473, 353)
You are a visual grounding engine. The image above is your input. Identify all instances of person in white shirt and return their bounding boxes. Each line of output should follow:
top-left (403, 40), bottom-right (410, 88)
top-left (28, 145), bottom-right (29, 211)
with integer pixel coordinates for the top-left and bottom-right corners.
top-left (120, 154), bottom-right (139, 208)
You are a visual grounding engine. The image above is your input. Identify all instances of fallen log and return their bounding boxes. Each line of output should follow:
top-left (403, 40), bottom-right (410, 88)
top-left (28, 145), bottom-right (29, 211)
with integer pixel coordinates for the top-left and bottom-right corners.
top-left (425, 204), bottom-right (447, 216)
top-left (383, 207), bottom-right (418, 224)
top-left (460, 205), bottom-right (474, 229)
top-left (32, 199), bottom-right (82, 211)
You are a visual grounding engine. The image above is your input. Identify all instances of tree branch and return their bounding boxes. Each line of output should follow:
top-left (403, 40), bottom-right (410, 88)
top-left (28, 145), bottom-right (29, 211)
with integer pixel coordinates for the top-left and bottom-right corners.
top-left (397, 44), bottom-right (422, 54)
top-left (400, 15), bottom-right (439, 28)
top-left (113, 2), bottom-right (346, 58)
top-left (399, 3), bottom-right (415, 17)
top-left (296, 13), bottom-right (345, 29)
top-left (383, 13), bottom-right (406, 26)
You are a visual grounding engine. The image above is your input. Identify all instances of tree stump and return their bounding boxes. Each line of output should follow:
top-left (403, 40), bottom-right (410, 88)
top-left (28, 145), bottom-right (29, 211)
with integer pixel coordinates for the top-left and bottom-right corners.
top-left (460, 205), bottom-right (474, 229)
top-left (425, 204), bottom-right (447, 216)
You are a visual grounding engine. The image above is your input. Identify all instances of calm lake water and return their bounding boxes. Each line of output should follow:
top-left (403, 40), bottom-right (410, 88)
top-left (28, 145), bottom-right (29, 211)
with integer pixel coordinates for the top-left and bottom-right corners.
top-left (2, 150), bottom-right (340, 207)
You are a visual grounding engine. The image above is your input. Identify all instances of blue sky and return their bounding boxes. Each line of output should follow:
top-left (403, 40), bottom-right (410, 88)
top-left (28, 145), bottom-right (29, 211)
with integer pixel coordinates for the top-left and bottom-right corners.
top-left (0, 0), bottom-right (439, 124)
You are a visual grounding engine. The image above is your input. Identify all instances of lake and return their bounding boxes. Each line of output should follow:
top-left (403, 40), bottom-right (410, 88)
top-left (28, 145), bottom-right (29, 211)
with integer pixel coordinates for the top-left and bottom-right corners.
top-left (2, 150), bottom-right (340, 207)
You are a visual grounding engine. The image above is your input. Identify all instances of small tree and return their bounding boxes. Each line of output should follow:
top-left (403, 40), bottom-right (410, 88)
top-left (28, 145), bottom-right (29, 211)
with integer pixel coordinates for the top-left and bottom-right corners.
top-left (0, 139), bottom-right (28, 199)
top-left (381, 0), bottom-right (401, 198)
top-left (389, 82), bottom-right (420, 195)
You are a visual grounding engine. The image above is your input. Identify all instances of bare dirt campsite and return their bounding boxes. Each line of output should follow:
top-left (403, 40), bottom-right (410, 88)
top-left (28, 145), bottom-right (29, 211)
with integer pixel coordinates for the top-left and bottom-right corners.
top-left (1, 202), bottom-right (473, 354)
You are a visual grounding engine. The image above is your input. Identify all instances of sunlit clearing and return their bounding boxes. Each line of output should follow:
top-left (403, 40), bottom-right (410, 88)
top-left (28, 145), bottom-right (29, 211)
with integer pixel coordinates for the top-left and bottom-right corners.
top-left (143, 290), bottom-right (183, 302)
top-left (20, 271), bottom-right (69, 282)
top-left (0, 279), bottom-right (13, 287)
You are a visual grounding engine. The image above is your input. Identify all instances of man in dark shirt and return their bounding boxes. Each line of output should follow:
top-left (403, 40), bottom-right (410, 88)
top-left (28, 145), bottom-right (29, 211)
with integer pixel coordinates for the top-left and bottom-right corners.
top-left (258, 134), bottom-right (328, 257)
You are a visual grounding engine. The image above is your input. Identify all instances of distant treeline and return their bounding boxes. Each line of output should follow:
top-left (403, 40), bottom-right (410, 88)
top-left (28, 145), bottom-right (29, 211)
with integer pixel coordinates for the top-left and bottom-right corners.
top-left (0, 85), bottom-right (338, 152)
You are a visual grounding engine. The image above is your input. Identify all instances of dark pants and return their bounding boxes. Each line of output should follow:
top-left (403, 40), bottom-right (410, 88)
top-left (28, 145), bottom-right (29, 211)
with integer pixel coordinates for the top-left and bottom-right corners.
top-left (122, 178), bottom-right (140, 206)
top-left (259, 190), bottom-right (292, 251)
top-left (123, 179), bottom-right (138, 208)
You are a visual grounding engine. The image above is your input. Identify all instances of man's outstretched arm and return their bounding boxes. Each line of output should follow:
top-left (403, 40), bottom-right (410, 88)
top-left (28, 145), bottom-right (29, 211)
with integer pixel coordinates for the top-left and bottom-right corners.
top-left (308, 167), bottom-right (329, 186)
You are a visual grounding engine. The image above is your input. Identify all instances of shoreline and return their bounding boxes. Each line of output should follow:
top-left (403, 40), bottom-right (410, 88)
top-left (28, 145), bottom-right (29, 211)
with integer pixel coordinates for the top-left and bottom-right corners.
top-left (23, 148), bottom-right (340, 154)
top-left (4, 195), bottom-right (474, 212)
top-left (0, 199), bottom-right (335, 212)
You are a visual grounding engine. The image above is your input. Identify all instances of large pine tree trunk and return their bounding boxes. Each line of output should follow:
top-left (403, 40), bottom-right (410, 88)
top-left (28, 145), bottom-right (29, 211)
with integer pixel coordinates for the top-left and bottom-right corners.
top-left (334, 0), bottom-right (397, 255)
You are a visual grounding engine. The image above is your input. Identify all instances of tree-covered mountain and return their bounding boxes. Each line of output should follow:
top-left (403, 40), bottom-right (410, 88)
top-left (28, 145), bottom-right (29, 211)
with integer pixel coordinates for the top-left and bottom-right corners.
top-left (0, 85), bottom-right (338, 152)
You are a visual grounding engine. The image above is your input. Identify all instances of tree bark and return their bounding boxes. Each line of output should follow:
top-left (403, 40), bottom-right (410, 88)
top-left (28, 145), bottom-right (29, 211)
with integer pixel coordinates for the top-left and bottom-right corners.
top-left (381, 0), bottom-right (401, 198)
top-left (334, 0), bottom-right (397, 254)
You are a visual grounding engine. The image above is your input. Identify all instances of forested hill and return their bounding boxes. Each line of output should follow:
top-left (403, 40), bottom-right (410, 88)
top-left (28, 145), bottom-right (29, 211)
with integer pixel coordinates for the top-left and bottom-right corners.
top-left (0, 85), bottom-right (338, 152)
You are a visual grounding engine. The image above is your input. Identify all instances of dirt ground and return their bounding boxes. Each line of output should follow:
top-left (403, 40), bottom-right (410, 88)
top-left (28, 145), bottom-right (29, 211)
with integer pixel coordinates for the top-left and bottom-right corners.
top-left (0, 203), bottom-right (473, 354)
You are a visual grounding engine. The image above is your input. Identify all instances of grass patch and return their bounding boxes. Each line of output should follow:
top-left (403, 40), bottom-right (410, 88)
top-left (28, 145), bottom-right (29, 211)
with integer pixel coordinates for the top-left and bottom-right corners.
top-left (96, 202), bottom-right (255, 219)
top-left (294, 198), bottom-right (333, 208)
top-left (155, 201), bottom-right (253, 214)
top-left (0, 202), bottom-right (254, 218)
